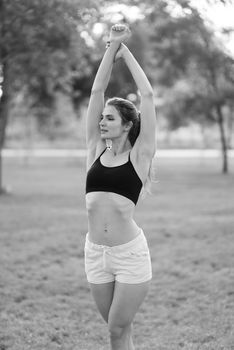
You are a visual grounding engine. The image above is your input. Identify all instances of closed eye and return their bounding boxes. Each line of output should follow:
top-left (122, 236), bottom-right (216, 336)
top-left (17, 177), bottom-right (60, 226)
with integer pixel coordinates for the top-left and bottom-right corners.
top-left (100, 114), bottom-right (115, 121)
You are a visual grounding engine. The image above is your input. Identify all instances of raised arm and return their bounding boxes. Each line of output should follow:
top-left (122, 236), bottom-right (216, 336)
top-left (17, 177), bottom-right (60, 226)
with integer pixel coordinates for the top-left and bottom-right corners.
top-left (119, 44), bottom-right (156, 157)
top-left (86, 43), bottom-right (119, 151)
top-left (86, 26), bottom-right (131, 159)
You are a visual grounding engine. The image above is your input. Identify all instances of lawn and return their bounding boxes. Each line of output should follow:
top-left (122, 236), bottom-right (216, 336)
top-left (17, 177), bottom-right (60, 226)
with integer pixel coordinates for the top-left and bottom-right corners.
top-left (0, 156), bottom-right (234, 350)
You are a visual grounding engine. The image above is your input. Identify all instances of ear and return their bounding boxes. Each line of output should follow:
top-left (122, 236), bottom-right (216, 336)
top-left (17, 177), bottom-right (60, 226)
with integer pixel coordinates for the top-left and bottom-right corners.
top-left (124, 121), bottom-right (133, 132)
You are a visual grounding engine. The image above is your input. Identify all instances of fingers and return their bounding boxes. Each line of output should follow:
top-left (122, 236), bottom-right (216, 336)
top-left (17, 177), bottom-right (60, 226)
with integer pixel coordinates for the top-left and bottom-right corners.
top-left (111, 24), bottom-right (130, 33)
top-left (108, 24), bottom-right (131, 46)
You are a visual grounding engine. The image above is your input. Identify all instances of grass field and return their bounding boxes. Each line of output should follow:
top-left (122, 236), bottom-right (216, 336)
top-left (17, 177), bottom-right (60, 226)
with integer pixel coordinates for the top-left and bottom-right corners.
top-left (0, 156), bottom-right (234, 350)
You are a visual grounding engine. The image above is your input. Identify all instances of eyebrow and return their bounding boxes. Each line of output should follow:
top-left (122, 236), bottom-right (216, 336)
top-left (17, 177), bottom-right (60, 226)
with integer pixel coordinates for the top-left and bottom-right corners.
top-left (101, 114), bottom-right (115, 117)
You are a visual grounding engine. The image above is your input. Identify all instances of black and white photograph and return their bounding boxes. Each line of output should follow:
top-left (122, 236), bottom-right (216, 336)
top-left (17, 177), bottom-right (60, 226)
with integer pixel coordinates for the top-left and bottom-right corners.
top-left (0, 1), bottom-right (234, 349)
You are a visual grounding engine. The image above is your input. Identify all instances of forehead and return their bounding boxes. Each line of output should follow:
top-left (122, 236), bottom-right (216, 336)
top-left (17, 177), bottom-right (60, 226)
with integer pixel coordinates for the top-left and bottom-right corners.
top-left (103, 105), bottom-right (120, 117)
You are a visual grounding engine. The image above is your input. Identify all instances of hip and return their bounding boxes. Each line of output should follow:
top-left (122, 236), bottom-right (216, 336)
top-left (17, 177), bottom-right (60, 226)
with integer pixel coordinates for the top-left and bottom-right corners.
top-left (84, 228), bottom-right (152, 284)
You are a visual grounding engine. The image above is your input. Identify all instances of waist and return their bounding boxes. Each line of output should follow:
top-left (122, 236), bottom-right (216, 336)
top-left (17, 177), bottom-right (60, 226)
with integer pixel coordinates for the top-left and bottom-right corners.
top-left (85, 228), bottom-right (145, 251)
top-left (87, 220), bottom-right (140, 246)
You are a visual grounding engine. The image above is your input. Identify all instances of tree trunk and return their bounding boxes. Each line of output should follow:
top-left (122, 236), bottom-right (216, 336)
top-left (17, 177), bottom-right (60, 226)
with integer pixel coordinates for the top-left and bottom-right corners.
top-left (0, 0), bottom-right (9, 194)
top-left (0, 60), bottom-right (10, 194)
top-left (227, 106), bottom-right (233, 149)
top-left (216, 104), bottom-right (228, 174)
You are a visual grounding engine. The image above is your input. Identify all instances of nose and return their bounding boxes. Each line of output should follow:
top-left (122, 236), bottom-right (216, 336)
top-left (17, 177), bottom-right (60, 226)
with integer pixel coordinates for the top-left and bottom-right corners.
top-left (99, 118), bottom-right (105, 126)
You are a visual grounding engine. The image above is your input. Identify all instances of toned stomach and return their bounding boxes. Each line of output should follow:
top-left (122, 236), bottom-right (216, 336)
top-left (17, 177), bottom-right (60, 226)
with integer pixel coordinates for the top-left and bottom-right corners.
top-left (85, 192), bottom-right (140, 246)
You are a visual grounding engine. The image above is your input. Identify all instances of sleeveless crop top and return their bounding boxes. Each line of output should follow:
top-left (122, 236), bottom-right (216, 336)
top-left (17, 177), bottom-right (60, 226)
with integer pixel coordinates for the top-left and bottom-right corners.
top-left (86, 149), bottom-right (143, 205)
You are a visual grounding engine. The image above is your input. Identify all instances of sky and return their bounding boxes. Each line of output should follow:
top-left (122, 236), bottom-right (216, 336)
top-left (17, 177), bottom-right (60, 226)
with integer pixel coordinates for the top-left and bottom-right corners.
top-left (193, 1), bottom-right (234, 54)
top-left (193, 0), bottom-right (234, 27)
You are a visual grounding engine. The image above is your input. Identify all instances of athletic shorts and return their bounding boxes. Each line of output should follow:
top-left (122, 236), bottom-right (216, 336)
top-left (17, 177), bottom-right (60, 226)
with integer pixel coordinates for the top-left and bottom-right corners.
top-left (84, 229), bottom-right (152, 284)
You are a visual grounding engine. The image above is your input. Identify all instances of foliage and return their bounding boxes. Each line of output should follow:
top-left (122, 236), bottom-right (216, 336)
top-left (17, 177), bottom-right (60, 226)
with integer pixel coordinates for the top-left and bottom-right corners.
top-left (1, 0), bottom-right (233, 124)
top-left (1, 0), bottom-right (234, 176)
top-left (147, 1), bottom-right (234, 119)
top-left (0, 0), bottom-right (98, 121)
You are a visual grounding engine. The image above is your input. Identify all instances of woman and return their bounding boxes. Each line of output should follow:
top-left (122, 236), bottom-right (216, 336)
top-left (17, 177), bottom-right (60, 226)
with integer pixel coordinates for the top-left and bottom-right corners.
top-left (84, 24), bottom-right (156, 350)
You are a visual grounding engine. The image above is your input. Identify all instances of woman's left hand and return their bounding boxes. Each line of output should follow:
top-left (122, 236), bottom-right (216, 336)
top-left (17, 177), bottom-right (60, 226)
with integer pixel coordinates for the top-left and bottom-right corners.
top-left (109, 24), bottom-right (131, 44)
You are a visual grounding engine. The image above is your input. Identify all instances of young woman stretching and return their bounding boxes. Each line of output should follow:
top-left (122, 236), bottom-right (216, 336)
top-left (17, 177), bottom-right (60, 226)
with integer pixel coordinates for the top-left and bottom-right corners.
top-left (84, 24), bottom-right (156, 350)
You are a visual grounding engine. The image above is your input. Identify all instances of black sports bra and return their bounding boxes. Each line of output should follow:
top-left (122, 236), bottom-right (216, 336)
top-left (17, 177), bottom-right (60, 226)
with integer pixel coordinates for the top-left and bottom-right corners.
top-left (86, 149), bottom-right (143, 205)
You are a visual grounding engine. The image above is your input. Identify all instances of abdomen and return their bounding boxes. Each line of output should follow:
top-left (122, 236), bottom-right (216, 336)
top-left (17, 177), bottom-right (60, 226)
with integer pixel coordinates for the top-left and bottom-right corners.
top-left (85, 192), bottom-right (139, 245)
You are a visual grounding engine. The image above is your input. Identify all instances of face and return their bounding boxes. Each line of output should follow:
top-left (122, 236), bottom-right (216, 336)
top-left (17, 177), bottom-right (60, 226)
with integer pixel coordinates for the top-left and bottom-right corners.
top-left (99, 105), bottom-right (127, 140)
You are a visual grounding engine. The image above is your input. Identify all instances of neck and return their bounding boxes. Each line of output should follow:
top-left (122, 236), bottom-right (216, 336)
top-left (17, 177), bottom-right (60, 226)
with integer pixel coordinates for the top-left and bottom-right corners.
top-left (106, 138), bottom-right (131, 156)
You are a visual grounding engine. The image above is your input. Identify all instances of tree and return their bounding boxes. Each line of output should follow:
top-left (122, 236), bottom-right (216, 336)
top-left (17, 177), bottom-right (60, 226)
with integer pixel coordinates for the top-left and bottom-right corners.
top-left (72, 4), bottom-right (149, 104)
top-left (1, 0), bottom-right (233, 197)
top-left (147, 0), bottom-right (234, 173)
top-left (0, 0), bottom-right (97, 194)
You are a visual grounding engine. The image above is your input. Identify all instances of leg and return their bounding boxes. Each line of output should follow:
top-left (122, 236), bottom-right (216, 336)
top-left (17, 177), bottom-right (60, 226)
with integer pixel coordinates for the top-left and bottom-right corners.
top-left (108, 281), bottom-right (151, 350)
top-left (89, 282), bottom-right (115, 323)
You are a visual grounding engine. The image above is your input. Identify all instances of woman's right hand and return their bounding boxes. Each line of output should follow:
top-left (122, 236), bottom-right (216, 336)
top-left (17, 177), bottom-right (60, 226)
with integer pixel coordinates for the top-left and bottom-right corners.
top-left (109, 24), bottom-right (131, 44)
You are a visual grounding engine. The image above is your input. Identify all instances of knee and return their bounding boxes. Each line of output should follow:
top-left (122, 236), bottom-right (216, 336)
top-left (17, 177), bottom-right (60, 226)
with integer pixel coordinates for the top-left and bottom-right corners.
top-left (108, 322), bottom-right (131, 341)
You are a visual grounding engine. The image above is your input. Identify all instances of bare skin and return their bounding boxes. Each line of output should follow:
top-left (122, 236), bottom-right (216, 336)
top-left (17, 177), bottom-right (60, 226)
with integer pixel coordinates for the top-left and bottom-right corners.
top-left (85, 24), bottom-right (156, 350)
top-left (86, 105), bottom-right (140, 245)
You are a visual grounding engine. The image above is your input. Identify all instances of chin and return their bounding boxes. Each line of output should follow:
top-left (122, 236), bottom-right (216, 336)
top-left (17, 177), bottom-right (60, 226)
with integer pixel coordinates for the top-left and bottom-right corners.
top-left (101, 133), bottom-right (111, 139)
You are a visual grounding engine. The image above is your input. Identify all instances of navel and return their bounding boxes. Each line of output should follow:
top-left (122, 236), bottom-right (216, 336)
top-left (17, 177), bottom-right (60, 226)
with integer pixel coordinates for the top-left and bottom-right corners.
top-left (104, 223), bottom-right (108, 234)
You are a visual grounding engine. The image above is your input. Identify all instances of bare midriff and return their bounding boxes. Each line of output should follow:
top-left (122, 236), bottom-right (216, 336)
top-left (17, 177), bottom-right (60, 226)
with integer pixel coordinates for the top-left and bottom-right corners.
top-left (85, 192), bottom-right (140, 246)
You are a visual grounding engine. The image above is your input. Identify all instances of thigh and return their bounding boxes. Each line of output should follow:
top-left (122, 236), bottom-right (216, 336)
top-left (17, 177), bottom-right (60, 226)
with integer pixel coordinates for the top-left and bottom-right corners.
top-left (108, 281), bottom-right (151, 328)
top-left (89, 282), bottom-right (115, 323)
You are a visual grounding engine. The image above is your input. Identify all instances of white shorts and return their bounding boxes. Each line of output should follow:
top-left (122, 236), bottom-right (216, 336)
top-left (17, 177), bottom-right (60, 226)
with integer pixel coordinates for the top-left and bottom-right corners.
top-left (84, 230), bottom-right (152, 284)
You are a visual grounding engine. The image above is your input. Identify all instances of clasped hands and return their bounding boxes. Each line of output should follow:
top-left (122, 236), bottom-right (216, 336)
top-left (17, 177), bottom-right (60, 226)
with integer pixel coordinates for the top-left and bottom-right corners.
top-left (108, 24), bottom-right (131, 60)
